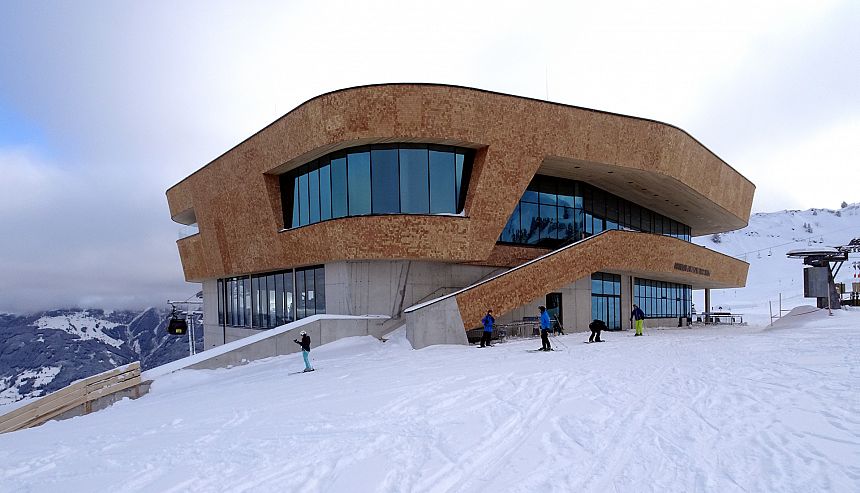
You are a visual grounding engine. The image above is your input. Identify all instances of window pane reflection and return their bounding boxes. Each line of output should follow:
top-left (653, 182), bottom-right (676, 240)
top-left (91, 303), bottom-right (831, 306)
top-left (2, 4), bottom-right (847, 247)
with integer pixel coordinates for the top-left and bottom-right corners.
top-left (399, 148), bottom-right (429, 214)
top-left (429, 149), bottom-right (456, 213)
top-left (371, 148), bottom-right (399, 214)
top-left (499, 176), bottom-right (692, 248)
top-left (347, 151), bottom-right (371, 216)
top-left (331, 156), bottom-right (348, 218)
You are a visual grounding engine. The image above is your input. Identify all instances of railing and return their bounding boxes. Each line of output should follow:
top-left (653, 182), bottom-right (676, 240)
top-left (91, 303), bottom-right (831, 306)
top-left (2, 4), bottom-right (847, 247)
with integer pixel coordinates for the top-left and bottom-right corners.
top-left (493, 320), bottom-right (541, 340)
top-left (695, 312), bottom-right (745, 325)
top-left (0, 362), bottom-right (142, 434)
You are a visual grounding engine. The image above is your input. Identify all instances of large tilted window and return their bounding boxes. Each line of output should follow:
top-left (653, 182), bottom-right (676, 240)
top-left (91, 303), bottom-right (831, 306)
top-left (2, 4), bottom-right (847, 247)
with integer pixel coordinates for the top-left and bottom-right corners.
top-left (500, 176), bottom-right (692, 248)
top-left (280, 144), bottom-right (474, 229)
top-left (217, 265), bottom-right (325, 329)
top-left (634, 278), bottom-right (692, 319)
top-left (591, 272), bottom-right (622, 330)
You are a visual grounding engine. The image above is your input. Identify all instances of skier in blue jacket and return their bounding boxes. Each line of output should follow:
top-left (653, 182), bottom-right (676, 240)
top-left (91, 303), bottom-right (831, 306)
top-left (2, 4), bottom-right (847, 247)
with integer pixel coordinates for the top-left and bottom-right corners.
top-left (539, 306), bottom-right (552, 351)
top-left (480, 309), bottom-right (495, 348)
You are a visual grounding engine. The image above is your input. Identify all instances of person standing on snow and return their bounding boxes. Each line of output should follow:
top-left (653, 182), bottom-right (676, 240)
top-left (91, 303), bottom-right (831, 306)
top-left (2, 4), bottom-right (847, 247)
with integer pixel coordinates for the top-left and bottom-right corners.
top-left (480, 309), bottom-right (495, 348)
top-left (294, 330), bottom-right (314, 372)
top-left (630, 304), bottom-right (646, 336)
top-left (539, 306), bottom-right (552, 351)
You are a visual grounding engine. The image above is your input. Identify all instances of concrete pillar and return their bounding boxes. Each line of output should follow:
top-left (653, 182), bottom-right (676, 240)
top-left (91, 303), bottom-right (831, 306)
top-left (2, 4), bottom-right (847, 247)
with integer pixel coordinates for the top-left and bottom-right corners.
top-left (704, 288), bottom-right (711, 323)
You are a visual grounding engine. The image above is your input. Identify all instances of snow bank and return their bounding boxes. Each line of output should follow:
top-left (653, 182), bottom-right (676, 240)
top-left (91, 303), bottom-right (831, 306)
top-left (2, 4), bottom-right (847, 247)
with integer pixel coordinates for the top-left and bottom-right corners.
top-left (1, 309), bottom-right (858, 492)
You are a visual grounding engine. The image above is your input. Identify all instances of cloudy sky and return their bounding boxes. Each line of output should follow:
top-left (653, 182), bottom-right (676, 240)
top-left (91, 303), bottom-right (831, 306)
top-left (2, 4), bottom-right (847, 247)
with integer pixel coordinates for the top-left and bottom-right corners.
top-left (0, 0), bottom-right (857, 313)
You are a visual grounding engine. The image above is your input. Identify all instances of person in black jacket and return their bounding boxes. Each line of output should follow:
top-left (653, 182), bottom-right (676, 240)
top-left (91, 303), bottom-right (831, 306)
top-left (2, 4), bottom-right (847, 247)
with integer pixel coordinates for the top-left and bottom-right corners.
top-left (588, 319), bottom-right (606, 343)
top-left (294, 330), bottom-right (314, 372)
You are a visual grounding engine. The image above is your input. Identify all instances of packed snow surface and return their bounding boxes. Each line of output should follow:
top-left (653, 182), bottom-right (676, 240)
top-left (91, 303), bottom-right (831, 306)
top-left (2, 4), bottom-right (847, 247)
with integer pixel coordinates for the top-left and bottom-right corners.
top-left (2, 308), bottom-right (859, 492)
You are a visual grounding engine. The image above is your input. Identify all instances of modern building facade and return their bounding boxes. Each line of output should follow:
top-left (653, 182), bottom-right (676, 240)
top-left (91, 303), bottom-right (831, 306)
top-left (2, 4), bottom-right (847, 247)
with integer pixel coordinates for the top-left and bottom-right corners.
top-left (166, 84), bottom-right (754, 349)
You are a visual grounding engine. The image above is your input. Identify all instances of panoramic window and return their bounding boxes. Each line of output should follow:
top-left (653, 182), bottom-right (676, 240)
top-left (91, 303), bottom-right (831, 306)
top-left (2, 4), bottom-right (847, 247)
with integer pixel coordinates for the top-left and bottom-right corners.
top-left (280, 144), bottom-right (474, 229)
top-left (218, 265), bottom-right (324, 329)
top-left (634, 278), bottom-right (692, 319)
top-left (499, 176), bottom-right (692, 248)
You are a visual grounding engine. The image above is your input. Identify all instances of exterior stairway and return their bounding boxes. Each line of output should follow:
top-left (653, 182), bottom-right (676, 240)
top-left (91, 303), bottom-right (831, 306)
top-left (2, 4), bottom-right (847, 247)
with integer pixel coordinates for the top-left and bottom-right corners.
top-left (404, 230), bottom-right (749, 348)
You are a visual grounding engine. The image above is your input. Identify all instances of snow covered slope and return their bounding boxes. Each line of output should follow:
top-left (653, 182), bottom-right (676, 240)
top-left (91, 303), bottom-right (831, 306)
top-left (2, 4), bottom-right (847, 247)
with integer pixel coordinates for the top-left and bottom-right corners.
top-left (1, 309), bottom-right (858, 492)
top-left (694, 203), bottom-right (860, 324)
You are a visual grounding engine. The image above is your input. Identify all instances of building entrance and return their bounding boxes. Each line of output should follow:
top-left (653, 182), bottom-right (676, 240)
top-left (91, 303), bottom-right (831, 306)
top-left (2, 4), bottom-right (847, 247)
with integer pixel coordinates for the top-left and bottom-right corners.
top-left (546, 292), bottom-right (563, 328)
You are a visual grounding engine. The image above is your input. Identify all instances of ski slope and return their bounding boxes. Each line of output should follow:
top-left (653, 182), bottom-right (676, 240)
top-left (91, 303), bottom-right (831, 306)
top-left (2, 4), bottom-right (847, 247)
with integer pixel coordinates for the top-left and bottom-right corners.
top-left (693, 204), bottom-right (860, 324)
top-left (1, 308), bottom-right (858, 492)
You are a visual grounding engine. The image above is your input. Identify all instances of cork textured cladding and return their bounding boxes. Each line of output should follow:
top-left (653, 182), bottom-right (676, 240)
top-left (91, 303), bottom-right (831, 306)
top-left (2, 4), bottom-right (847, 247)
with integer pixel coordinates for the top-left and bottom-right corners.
top-left (470, 244), bottom-right (553, 268)
top-left (167, 84), bottom-right (755, 282)
top-left (455, 230), bottom-right (749, 329)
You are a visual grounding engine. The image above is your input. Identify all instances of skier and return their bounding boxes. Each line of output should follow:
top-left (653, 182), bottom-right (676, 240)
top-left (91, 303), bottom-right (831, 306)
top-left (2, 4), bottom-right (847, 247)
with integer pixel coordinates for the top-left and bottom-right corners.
top-left (538, 306), bottom-right (552, 351)
top-left (630, 304), bottom-right (646, 336)
top-left (588, 319), bottom-right (606, 343)
top-left (480, 309), bottom-right (495, 348)
top-left (294, 330), bottom-right (314, 372)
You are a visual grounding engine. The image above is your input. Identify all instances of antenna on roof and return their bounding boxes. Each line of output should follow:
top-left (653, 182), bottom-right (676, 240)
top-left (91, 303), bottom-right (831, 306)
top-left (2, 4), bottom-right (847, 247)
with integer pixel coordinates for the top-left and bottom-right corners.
top-left (545, 65), bottom-right (549, 100)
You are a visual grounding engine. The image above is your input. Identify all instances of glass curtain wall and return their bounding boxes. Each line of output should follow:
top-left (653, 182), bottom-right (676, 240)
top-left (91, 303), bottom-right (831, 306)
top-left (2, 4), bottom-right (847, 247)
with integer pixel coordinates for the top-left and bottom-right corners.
top-left (591, 272), bottom-right (622, 330)
top-left (634, 278), bottom-right (692, 319)
top-left (217, 265), bottom-right (324, 329)
top-left (281, 144), bottom-right (474, 229)
top-left (500, 176), bottom-right (692, 248)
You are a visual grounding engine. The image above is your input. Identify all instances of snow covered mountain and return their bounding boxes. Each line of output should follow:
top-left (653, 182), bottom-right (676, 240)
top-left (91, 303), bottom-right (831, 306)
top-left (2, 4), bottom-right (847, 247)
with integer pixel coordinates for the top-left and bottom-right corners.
top-left (693, 202), bottom-right (860, 324)
top-left (0, 308), bottom-right (202, 405)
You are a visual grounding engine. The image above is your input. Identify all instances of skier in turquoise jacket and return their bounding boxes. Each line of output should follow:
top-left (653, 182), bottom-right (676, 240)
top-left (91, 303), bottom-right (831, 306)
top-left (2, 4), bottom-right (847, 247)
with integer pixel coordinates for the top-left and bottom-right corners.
top-left (294, 330), bottom-right (314, 372)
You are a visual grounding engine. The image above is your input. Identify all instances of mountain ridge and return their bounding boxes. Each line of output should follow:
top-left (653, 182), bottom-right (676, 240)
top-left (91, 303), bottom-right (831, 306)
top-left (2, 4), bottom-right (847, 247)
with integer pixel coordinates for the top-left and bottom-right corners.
top-left (0, 307), bottom-right (201, 405)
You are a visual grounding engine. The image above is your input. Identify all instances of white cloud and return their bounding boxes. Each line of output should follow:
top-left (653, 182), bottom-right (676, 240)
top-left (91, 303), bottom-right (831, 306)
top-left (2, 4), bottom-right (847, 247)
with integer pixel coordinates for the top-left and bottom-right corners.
top-left (0, 0), bottom-right (856, 312)
top-left (0, 148), bottom-right (62, 212)
top-left (735, 117), bottom-right (860, 212)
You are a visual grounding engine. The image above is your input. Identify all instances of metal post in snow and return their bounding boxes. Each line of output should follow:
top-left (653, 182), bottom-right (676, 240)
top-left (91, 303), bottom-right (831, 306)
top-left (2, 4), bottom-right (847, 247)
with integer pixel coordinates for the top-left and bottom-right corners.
top-left (769, 300), bottom-right (773, 326)
top-left (187, 311), bottom-right (193, 356)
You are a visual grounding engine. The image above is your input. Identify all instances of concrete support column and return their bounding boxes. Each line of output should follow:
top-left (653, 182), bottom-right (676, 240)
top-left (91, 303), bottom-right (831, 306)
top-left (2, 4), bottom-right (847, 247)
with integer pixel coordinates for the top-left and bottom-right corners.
top-left (704, 288), bottom-right (711, 324)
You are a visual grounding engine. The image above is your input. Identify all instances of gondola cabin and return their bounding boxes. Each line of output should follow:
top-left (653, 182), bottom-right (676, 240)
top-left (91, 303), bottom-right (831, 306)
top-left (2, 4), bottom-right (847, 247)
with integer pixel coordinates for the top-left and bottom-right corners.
top-left (167, 311), bottom-right (188, 335)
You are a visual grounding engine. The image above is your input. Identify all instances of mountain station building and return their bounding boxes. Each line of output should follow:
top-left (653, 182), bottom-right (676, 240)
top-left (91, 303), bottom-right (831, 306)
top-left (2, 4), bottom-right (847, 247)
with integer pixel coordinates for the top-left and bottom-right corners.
top-left (166, 84), bottom-right (755, 349)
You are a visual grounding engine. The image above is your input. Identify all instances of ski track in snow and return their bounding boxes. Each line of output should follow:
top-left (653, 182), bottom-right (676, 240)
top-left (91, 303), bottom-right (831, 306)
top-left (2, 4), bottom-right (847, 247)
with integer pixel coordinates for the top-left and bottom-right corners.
top-left (1, 311), bottom-right (860, 492)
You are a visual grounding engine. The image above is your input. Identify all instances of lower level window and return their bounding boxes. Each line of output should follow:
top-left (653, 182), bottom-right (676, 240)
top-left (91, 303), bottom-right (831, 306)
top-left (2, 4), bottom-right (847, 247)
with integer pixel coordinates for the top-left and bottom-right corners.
top-left (217, 265), bottom-right (325, 329)
top-left (634, 278), bottom-right (691, 319)
top-left (591, 272), bottom-right (622, 329)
